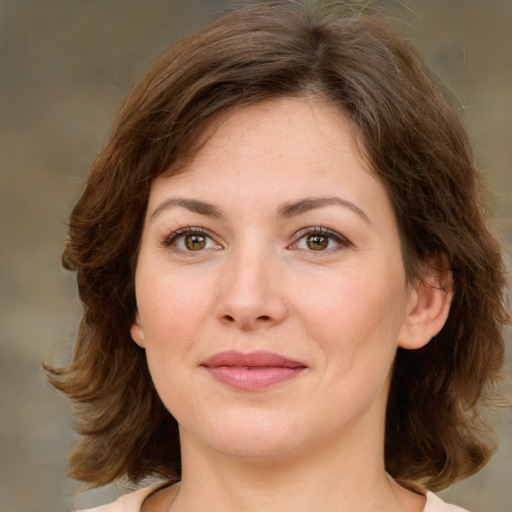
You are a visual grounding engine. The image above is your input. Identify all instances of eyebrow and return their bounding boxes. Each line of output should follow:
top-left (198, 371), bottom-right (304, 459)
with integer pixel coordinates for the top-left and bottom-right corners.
top-left (150, 195), bottom-right (370, 224)
top-left (277, 196), bottom-right (370, 223)
top-left (151, 198), bottom-right (225, 220)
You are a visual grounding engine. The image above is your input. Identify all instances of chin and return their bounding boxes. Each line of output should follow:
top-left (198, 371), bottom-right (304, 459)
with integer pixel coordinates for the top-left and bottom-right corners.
top-left (211, 434), bottom-right (304, 462)
top-left (188, 408), bottom-right (308, 460)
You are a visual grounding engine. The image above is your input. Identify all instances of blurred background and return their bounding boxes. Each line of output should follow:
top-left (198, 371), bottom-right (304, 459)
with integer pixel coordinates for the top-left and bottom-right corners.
top-left (0, 1), bottom-right (510, 511)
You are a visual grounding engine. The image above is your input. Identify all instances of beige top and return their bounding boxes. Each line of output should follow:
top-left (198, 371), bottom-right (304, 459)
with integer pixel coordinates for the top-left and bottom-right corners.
top-left (76, 484), bottom-right (470, 512)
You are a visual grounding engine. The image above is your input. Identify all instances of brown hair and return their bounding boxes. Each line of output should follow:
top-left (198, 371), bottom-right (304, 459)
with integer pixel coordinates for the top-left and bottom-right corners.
top-left (46, 0), bottom-right (509, 491)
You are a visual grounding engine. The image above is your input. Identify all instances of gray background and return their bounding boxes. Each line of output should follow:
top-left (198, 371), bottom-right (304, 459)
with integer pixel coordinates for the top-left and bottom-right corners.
top-left (0, 1), bottom-right (511, 511)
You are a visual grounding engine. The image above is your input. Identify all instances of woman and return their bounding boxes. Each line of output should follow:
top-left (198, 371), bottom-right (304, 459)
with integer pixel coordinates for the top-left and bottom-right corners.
top-left (46, 1), bottom-right (509, 511)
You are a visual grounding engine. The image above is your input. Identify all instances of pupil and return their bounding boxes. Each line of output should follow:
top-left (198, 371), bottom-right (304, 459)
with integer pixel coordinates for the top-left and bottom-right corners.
top-left (185, 234), bottom-right (206, 250)
top-left (307, 235), bottom-right (328, 250)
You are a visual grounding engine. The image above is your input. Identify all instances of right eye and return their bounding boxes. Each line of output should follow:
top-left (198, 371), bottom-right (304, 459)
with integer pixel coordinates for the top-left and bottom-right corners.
top-left (165, 227), bottom-right (222, 253)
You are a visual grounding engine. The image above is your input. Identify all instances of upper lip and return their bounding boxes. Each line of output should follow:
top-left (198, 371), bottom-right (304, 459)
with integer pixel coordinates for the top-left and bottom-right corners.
top-left (201, 350), bottom-right (307, 368)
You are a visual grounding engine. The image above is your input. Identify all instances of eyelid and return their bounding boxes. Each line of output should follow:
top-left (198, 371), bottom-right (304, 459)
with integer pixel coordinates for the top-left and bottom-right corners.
top-left (162, 225), bottom-right (350, 253)
top-left (289, 226), bottom-right (351, 252)
top-left (163, 226), bottom-right (222, 251)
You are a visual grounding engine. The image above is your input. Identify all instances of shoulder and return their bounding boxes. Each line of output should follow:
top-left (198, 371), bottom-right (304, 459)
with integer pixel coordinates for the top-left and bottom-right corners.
top-left (74, 486), bottom-right (471, 512)
top-left (424, 491), bottom-right (471, 512)
top-left (74, 484), bottom-right (165, 512)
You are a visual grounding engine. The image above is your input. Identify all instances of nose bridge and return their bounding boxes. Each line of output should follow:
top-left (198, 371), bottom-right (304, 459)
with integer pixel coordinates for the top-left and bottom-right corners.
top-left (216, 238), bottom-right (287, 329)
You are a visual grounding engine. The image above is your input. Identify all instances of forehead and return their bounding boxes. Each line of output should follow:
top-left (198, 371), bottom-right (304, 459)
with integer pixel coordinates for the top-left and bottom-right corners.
top-left (160, 96), bottom-right (372, 186)
top-left (148, 97), bottom-right (396, 230)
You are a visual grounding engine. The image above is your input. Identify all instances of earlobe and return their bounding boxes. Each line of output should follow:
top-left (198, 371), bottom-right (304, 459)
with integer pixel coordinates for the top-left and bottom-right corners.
top-left (398, 269), bottom-right (453, 350)
top-left (130, 311), bottom-right (145, 348)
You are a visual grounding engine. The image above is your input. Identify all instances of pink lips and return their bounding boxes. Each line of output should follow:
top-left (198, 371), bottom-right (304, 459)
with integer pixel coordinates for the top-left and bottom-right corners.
top-left (201, 350), bottom-right (307, 391)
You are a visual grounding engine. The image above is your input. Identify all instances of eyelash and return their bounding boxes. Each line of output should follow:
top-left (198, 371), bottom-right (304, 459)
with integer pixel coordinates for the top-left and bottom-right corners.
top-left (163, 225), bottom-right (350, 255)
top-left (163, 227), bottom-right (221, 253)
top-left (289, 226), bottom-right (351, 254)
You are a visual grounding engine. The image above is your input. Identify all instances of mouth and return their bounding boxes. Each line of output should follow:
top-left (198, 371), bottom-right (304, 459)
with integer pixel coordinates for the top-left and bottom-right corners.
top-left (200, 350), bottom-right (307, 391)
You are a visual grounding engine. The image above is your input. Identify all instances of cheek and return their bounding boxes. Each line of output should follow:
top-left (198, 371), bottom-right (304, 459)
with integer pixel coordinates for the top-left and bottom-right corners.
top-left (135, 270), bottom-right (216, 363)
top-left (136, 273), bottom-right (207, 410)
top-left (299, 271), bottom-right (402, 330)
top-left (295, 267), bottom-right (407, 368)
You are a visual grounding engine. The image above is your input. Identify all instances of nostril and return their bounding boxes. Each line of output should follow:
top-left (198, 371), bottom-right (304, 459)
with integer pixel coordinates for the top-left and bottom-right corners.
top-left (221, 314), bottom-right (271, 324)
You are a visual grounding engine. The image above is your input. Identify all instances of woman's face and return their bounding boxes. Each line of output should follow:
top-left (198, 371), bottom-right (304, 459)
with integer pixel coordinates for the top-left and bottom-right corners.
top-left (132, 97), bottom-right (419, 461)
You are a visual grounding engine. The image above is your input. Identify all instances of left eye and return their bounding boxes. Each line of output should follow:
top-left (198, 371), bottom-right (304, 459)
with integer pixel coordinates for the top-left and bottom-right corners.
top-left (291, 228), bottom-right (349, 252)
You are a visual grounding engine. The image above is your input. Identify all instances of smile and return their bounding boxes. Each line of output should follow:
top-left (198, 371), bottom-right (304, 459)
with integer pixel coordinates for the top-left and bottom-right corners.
top-left (201, 350), bottom-right (307, 391)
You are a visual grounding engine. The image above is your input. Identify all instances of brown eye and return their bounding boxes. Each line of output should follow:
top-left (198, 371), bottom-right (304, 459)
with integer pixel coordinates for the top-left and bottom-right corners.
top-left (165, 228), bottom-right (221, 253)
top-left (290, 227), bottom-right (350, 253)
top-left (306, 234), bottom-right (329, 250)
top-left (185, 234), bottom-right (207, 251)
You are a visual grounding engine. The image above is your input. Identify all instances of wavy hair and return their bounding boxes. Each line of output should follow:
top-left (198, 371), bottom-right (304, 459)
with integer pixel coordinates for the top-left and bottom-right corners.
top-left (46, 0), bottom-right (509, 491)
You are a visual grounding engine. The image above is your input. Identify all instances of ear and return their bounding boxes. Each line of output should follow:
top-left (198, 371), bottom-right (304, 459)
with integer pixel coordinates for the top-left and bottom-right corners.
top-left (398, 266), bottom-right (453, 350)
top-left (130, 310), bottom-right (145, 348)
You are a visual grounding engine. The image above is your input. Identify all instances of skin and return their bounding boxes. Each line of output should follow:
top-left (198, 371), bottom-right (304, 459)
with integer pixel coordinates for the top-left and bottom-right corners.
top-left (131, 97), bottom-right (452, 511)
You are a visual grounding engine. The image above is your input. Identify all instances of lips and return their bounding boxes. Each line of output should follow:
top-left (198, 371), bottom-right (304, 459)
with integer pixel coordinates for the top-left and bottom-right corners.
top-left (201, 350), bottom-right (307, 391)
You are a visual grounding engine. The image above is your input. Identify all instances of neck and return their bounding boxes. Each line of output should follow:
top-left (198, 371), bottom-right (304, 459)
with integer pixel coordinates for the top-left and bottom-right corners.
top-left (171, 418), bottom-right (423, 512)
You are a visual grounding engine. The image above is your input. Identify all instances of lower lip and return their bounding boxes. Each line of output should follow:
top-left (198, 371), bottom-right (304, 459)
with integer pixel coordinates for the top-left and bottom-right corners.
top-left (204, 366), bottom-right (305, 391)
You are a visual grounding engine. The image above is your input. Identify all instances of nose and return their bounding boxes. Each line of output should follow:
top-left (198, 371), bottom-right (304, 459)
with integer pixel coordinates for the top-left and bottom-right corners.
top-left (215, 246), bottom-right (288, 331)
